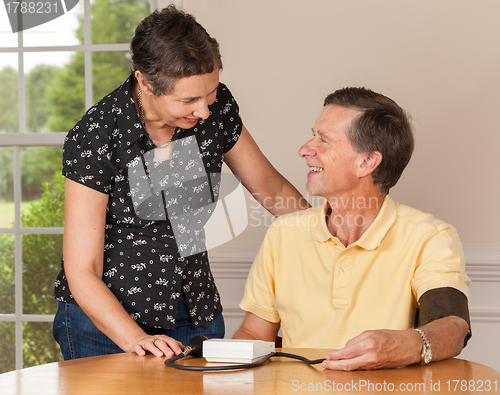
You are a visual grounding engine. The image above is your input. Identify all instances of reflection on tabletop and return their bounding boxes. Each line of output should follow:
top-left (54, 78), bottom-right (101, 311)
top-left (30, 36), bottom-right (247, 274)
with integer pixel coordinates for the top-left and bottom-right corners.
top-left (0, 349), bottom-right (499, 395)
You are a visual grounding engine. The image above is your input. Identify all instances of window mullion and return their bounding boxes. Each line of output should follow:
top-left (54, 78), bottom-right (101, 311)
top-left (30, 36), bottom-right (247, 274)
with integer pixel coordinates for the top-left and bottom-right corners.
top-left (0, 133), bottom-right (65, 147)
top-left (84, 0), bottom-right (93, 110)
top-left (17, 27), bottom-right (25, 136)
top-left (13, 145), bottom-right (23, 370)
top-left (15, 28), bottom-right (25, 370)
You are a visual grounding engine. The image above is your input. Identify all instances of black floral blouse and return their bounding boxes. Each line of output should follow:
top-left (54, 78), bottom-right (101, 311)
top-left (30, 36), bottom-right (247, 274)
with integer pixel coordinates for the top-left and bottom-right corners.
top-left (54, 74), bottom-right (242, 329)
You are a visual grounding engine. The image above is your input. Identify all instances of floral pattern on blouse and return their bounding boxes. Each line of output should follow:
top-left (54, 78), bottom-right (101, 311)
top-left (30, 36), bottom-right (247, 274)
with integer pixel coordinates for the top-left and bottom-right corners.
top-left (54, 74), bottom-right (242, 329)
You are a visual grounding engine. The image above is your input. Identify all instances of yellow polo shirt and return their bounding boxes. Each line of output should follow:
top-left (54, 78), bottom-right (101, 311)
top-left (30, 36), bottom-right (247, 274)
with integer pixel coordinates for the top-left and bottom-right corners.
top-left (239, 196), bottom-right (470, 349)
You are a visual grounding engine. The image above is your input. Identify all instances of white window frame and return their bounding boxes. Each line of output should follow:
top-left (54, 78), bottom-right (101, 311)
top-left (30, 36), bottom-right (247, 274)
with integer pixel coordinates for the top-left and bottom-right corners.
top-left (0, 0), bottom-right (182, 371)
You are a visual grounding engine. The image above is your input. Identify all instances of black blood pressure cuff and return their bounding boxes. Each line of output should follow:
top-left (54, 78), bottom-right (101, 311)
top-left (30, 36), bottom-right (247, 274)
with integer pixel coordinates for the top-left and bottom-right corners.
top-left (415, 287), bottom-right (471, 348)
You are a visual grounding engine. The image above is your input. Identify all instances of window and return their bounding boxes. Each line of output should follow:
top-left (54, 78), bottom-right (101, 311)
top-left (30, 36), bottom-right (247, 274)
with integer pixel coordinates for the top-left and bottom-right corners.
top-left (0, 0), bottom-right (165, 373)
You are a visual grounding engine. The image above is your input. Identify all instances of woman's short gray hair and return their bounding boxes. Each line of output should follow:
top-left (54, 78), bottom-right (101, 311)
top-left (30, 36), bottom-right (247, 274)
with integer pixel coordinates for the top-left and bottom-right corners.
top-left (131, 5), bottom-right (222, 96)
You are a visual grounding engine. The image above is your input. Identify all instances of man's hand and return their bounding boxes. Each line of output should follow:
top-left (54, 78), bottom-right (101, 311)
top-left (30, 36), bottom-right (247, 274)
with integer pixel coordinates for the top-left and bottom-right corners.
top-left (322, 329), bottom-right (421, 370)
top-left (322, 316), bottom-right (469, 371)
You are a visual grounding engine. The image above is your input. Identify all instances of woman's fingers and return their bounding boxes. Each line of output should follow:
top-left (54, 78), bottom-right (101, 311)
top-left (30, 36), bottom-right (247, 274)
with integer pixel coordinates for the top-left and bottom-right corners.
top-left (134, 336), bottom-right (184, 357)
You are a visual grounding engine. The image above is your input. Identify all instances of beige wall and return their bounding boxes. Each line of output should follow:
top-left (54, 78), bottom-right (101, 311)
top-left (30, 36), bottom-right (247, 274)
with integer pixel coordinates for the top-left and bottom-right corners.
top-left (182, 0), bottom-right (500, 371)
top-left (185, 0), bottom-right (500, 246)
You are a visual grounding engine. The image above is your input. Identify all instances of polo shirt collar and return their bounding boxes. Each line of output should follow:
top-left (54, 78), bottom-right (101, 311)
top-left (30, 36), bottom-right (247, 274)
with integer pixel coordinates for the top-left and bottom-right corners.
top-left (313, 195), bottom-right (397, 250)
top-left (355, 195), bottom-right (397, 250)
top-left (314, 200), bottom-right (335, 242)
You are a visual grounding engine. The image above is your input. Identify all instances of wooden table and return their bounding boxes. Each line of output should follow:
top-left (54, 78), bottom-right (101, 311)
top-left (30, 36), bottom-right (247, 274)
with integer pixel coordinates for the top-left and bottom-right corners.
top-left (1, 349), bottom-right (499, 394)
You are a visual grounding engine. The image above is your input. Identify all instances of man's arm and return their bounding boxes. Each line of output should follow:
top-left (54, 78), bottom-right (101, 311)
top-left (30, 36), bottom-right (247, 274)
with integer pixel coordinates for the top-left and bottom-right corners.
top-left (322, 315), bottom-right (469, 370)
top-left (417, 287), bottom-right (471, 346)
top-left (233, 312), bottom-right (281, 343)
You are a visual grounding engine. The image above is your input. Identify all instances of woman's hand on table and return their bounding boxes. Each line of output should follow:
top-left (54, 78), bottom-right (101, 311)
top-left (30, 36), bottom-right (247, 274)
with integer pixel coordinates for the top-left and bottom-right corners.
top-left (131, 335), bottom-right (185, 357)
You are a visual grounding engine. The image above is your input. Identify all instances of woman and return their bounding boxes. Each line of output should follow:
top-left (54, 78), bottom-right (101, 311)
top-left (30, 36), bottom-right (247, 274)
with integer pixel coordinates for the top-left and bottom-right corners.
top-left (53, 5), bottom-right (308, 360)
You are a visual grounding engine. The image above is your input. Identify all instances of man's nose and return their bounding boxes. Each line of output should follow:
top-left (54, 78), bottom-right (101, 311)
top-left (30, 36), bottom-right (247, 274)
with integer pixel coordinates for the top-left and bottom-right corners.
top-left (299, 139), bottom-right (316, 158)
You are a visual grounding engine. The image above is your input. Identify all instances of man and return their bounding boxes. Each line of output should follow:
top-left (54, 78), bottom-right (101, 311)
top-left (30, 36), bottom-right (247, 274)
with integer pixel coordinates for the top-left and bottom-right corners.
top-left (234, 87), bottom-right (471, 370)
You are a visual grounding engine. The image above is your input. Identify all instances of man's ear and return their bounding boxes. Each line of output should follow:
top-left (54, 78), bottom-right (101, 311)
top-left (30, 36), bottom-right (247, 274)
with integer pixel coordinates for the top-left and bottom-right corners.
top-left (357, 151), bottom-right (382, 178)
top-left (134, 70), bottom-right (154, 95)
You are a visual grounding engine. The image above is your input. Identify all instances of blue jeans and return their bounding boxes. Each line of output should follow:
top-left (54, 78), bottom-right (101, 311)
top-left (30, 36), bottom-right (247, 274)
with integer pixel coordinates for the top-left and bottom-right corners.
top-left (53, 292), bottom-right (225, 360)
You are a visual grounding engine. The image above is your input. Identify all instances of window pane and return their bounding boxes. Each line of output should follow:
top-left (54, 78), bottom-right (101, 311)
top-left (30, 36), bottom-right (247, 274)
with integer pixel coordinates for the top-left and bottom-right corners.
top-left (0, 57), bottom-right (18, 134)
top-left (22, 3), bottom-right (82, 47)
top-left (92, 50), bottom-right (133, 102)
top-left (0, 147), bottom-right (14, 228)
top-left (23, 322), bottom-right (63, 368)
top-left (21, 147), bottom-right (64, 228)
top-left (0, 322), bottom-right (15, 374)
top-left (0, 234), bottom-right (15, 314)
top-left (25, 52), bottom-right (81, 133)
top-left (91, 0), bottom-right (150, 45)
top-left (23, 234), bottom-right (62, 315)
top-left (0, 10), bottom-right (17, 47)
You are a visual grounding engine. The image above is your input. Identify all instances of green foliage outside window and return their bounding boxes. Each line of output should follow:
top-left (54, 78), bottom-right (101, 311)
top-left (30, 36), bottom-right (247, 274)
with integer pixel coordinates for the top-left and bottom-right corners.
top-left (0, 66), bottom-right (18, 134)
top-left (0, 173), bottom-right (65, 373)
